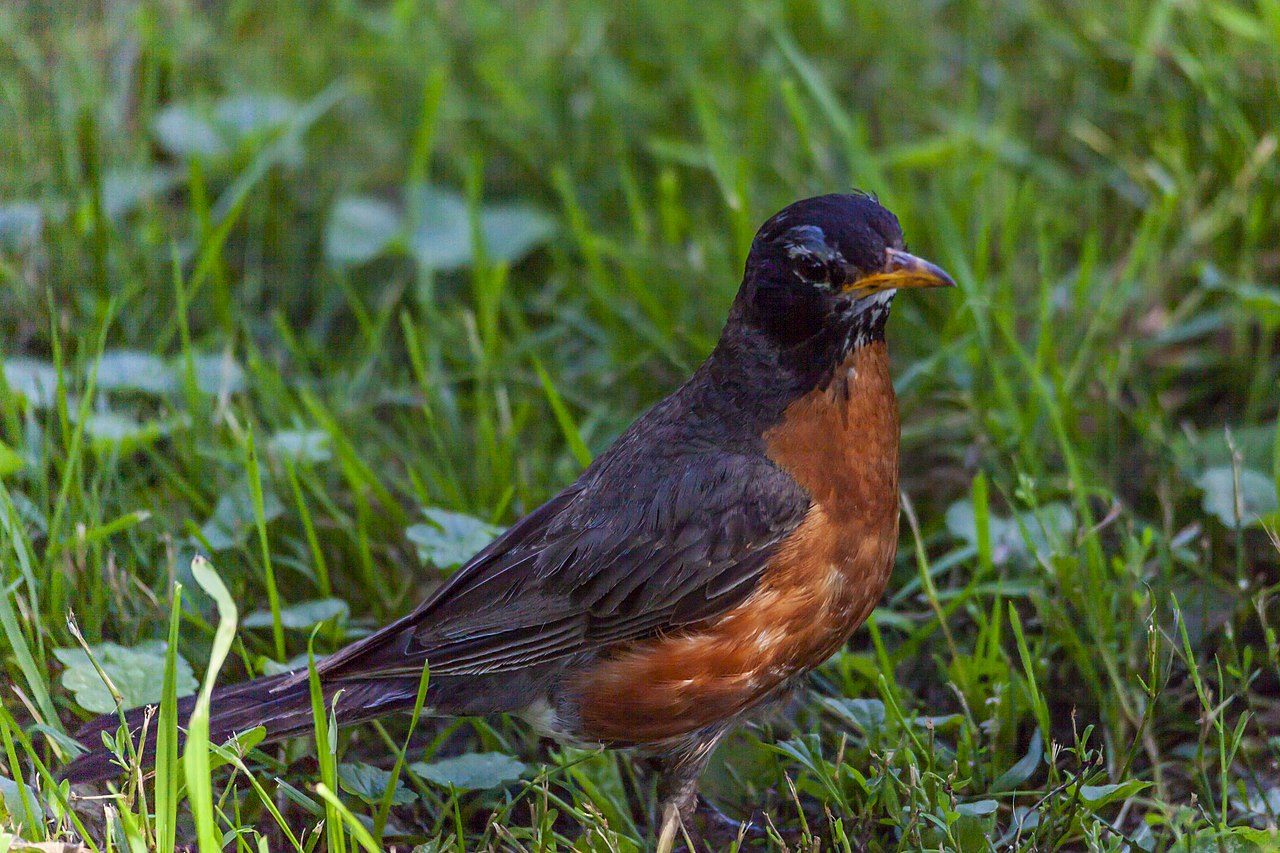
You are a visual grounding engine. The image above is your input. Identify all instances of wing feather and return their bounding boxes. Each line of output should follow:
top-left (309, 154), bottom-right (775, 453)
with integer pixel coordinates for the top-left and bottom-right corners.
top-left (311, 450), bottom-right (809, 686)
top-left (404, 452), bottom-right (809, 674)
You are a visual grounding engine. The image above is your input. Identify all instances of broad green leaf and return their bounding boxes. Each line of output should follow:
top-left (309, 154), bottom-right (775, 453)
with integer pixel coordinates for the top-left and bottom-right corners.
top-left (191, 352), bottom-right (246, 396)
top-left (261, 652), bottom-right (317, 676)
top-left (102, 166), bottom-right (182, 220)
top-left (820, 697), bottom-right (885, 736)
top-left (214, 93), bottom-right (299, 137)
top-left (82, 412), bottom-right (168, 455)
top-left (200, 480), bottom-right (285, 551)
top-left (325, 196), bottom-right (402, 266)
top-left (769, 734), bottom-right (838, 794)
top-left (207, 726), bottom-right (268, 772)
top-left (243, 598), bottom-right (348, 630)
top-left (338, 762), bottom-right (417, 806)
top-left (1078, 779), bottom-right (1150, 807)
top-left (410, 752), bottom-right (527, 791)
top-left (992, 729), bottom-right (1042, 792)
top-left (210, 86), bottom-right (342, 226)
top-left (911, 713), bottom-right (962, 730)
top-left (406, 185), bottom-right (554, 271)
top-left (0, 775), bottom-right (43, 833)
top-left (1172, 830), bottom-right (1266, 853)
top-left (479, 203), bottom-right (555, 264)
top-left (0, 202), bottom-right (42, 250)
top-left (95, 349), bottom-right (176, 394)
top-left (952, 810), bottom-right (995, 853)
top-left (407, 185), bottom-right (471, 271)
top-left (54, 640), bottom-right (197, 714)
top-left (152, 105), bottom-right (228, 159)
top-left (945, 499), bottom-right (1073, 565)
top-left (1010, 806), bottom-right (1039, 835)
top-left (1191, 425), bottom-right (1274, 471)
top-left (1197, 466), bottom-right (1277, 528)
top-left (1129, 822), bottom-right (1156, 853)
top-left (213, 93), bottom-right (305, 166)
top-left (269, 428), bottom-right (332, 463)
top-left (3, 358), bottom-right (58, 409)
top-left (407, 508), bottom-right (505, 570)
top-left (1233, 786), bottom-right (1280, 819)
top-left (954, 799), bottom-right (998, 816)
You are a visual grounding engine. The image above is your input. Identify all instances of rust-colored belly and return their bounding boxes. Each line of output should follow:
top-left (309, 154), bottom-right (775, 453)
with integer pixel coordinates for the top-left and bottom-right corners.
top-left (575, 343), bottom-right (901, 745)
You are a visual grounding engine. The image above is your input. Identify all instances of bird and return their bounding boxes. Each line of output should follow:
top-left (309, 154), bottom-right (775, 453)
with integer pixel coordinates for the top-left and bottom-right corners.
top-left (64, 192), bottom-right (954, 851)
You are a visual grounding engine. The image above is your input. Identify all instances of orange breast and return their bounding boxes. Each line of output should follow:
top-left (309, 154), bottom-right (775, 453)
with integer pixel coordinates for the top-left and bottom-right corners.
top-left (575, 343), bottom-right (901, 745)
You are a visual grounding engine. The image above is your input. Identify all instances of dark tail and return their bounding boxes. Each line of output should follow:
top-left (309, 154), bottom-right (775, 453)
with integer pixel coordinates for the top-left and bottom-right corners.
top-left (62, 672), bottom-right (421, 784)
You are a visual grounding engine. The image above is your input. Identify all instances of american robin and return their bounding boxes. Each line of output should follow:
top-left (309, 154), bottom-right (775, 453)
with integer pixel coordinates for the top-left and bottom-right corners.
top-left (65, 193), bottom-right (953, 850)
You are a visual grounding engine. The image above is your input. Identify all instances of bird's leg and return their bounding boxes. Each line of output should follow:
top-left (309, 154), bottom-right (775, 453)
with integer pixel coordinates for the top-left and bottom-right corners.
top-left (657, 793), bottom-right (767, 853)
top-left (655, 801), bottom-right (686, 853)
top-left (653, 731), bottom-right (726, 853)
top-left (655, 763), bottom-right (701, 853)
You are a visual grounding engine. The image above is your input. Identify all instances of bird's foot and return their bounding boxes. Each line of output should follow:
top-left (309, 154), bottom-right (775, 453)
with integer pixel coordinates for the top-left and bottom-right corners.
top-left (672, 796), bottom-right (770, 851)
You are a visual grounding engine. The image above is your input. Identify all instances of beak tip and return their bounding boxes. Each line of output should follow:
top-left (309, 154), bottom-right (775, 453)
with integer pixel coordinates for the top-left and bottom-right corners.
top-left (845, 249), bottom-right (957, 294)
top-left (888, 248), bottom-right (956, 290)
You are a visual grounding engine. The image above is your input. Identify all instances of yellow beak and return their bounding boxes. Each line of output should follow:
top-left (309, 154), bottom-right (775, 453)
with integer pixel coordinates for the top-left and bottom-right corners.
top-left (843, 248), bottom-right (956, 294)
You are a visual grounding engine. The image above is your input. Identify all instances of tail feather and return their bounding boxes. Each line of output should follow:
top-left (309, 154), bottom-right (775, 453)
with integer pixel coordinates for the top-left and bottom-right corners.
top-left (62, 672), bottom-right (420, 784)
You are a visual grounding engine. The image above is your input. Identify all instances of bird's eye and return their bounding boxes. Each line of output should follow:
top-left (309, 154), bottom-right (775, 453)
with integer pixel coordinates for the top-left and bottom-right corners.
top-left (795, 256), bottom-right (828, 284)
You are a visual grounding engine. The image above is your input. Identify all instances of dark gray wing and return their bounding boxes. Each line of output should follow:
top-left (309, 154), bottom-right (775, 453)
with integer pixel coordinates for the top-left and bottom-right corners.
top-left (318, 451), bottom-right (809, 681)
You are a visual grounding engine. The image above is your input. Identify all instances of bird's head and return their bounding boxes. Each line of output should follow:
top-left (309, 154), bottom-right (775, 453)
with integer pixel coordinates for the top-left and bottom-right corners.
top-left (735, 193), bottom-right (954, 355)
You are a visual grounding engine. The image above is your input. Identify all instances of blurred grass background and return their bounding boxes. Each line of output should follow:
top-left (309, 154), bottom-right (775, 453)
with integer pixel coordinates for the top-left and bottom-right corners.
top-left (1, 1), bottom-right (1279, 850)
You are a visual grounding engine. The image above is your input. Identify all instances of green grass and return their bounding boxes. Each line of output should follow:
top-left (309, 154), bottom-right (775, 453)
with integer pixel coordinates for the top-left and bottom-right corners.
top-left (2, 0), bottom-right (1279, 850)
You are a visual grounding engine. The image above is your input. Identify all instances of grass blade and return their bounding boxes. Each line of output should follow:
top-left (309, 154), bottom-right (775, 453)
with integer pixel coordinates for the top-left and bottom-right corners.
top-left (185, 556), bottom-right (239, 853)
top-left (244, 424), bottom-right (286, 661)
top-left (532, 358), bottom-right (592, 468)
top-left (154, 584), bottom-right (184, 853)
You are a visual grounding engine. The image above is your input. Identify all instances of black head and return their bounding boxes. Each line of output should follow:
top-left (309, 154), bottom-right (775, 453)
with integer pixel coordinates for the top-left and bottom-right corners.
top-left (733, 193), bottom-right (953, 357)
